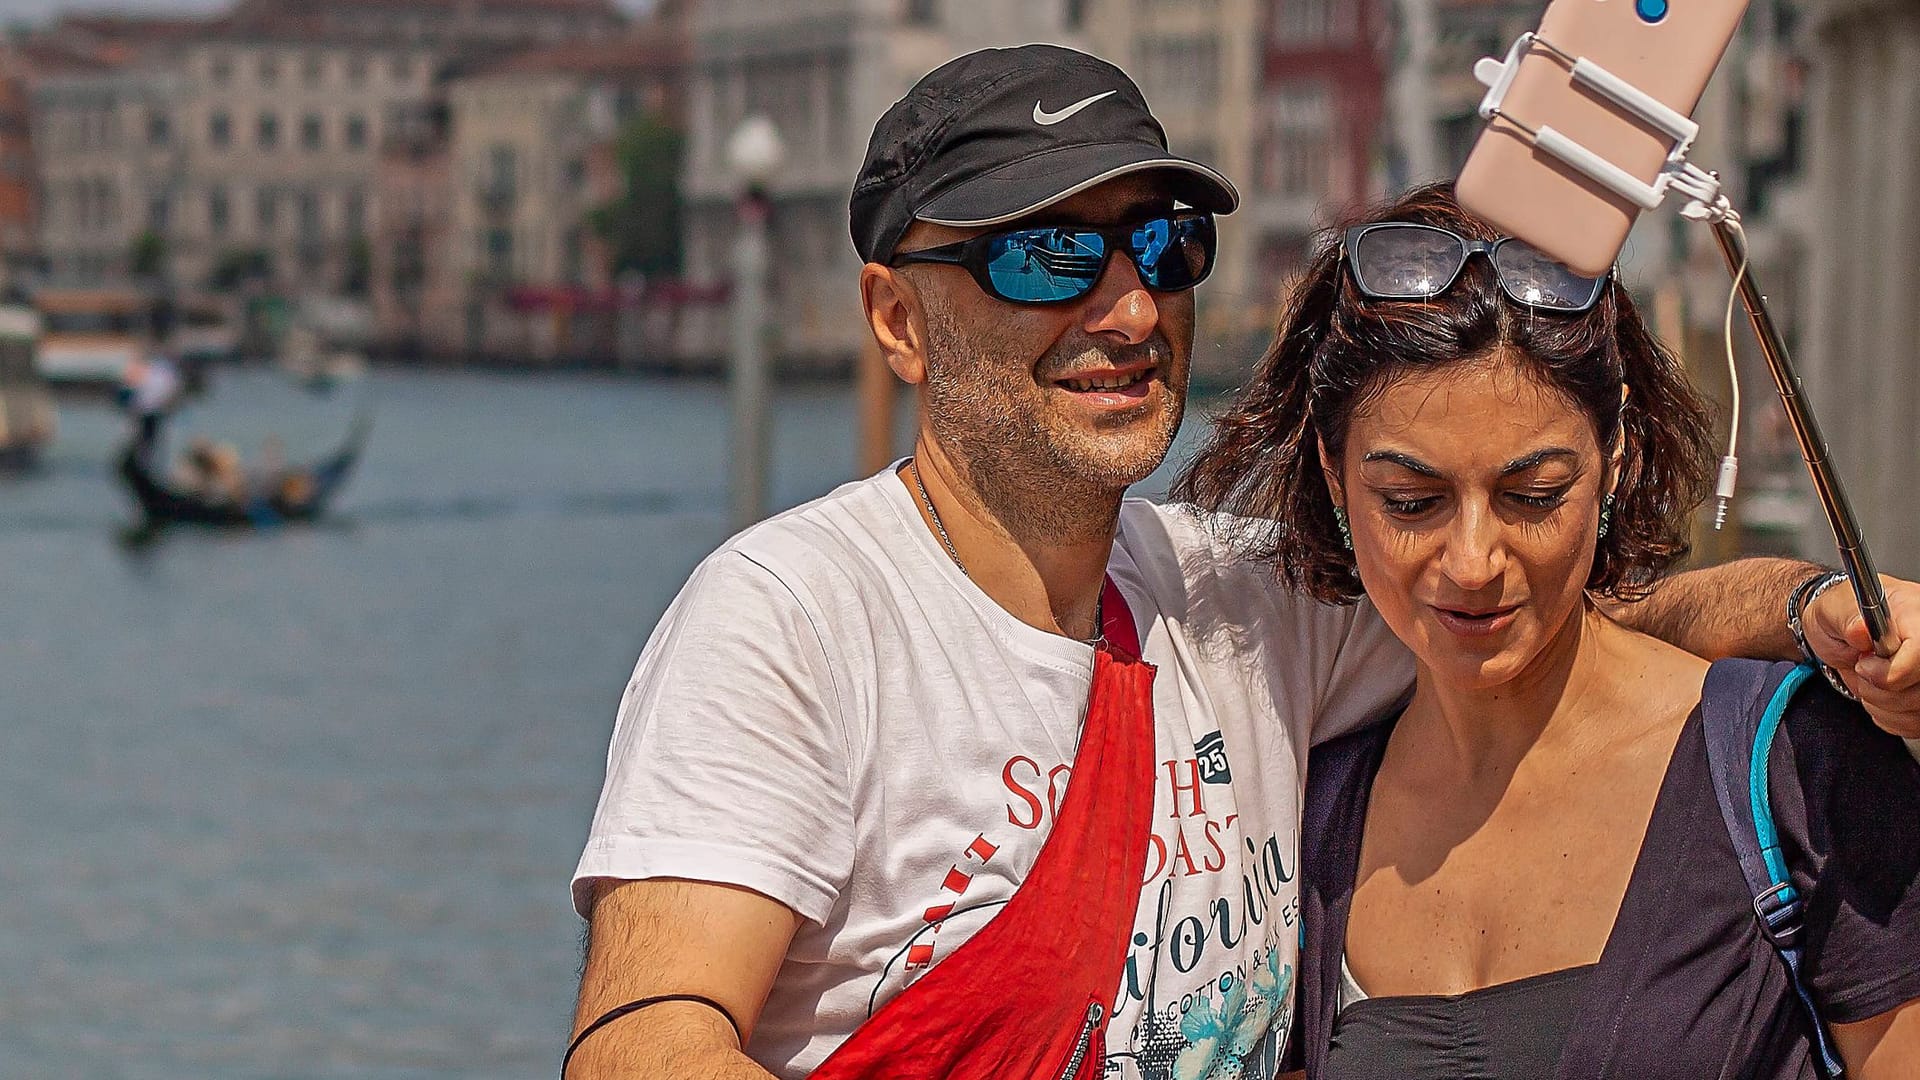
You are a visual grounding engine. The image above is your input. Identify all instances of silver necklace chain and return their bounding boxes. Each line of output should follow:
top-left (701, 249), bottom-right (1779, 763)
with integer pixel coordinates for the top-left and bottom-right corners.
top-left (906, 458), bottom-right (1104, 645)
top-left (908, 460), bottom-right (968, 578)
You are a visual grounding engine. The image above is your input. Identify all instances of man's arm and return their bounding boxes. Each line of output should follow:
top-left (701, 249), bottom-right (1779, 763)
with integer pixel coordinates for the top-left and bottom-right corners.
top-left (1606, 557), bottom-right (1817, 661)
top-left (1609, 559), bottom-right (1920, 739)
top-left (568, 878), bottom-right (801, 1079)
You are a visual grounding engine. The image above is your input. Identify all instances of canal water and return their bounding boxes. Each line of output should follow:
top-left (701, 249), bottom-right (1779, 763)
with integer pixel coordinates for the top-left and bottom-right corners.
top-left (0, 369), bottom-right (1206, 1078)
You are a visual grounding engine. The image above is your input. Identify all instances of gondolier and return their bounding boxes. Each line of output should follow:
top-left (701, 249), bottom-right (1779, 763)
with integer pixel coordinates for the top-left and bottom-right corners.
top-left (566, 44), bottom-right (1920, 1080)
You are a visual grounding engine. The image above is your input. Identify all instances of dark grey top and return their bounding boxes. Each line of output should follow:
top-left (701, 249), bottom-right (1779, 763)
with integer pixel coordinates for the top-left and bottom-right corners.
top-left (1296, 659), bottom-right (1920, 1080)
top-left (1325, 964), bottom-right (1593, 1080)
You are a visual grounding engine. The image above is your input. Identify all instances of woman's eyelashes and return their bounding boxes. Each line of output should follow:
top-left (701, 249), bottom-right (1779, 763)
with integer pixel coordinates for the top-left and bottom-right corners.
top-left (1369, 486), bottom-right (1574, 521)
top-left (1378, 493), bottom-right (1441, 518)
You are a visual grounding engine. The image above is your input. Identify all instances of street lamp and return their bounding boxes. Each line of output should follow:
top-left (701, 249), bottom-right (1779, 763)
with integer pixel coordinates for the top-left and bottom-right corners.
top-left (725, 114), bottom-right (785, 529)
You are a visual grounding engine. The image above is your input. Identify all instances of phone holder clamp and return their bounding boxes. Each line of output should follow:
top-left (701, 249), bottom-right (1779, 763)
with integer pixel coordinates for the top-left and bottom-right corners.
top-left (1472, 33), bottom-right (1737, 225)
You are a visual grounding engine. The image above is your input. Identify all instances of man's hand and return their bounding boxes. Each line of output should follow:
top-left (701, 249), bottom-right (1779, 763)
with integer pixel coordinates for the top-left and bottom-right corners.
top-left (568, 878), bottom-right (800, 1079)
top-left (1804, 574), bottom-right (1920, 739)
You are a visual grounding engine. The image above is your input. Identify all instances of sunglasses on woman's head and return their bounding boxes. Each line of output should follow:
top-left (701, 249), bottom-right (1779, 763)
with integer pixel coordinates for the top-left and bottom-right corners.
top-left (890, 213), bottom-right (1217, 305)
top-left (1341, 222), bottom-right (1609, 313)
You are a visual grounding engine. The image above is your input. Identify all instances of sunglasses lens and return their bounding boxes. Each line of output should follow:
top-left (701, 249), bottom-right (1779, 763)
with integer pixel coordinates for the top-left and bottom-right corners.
top-left (1132, 216), bottom-right (1215, 291)
top-left (984, 228), bottom-right (1108, 303)
top-left (1493, 240), bottom-right (1605, 310)
top-left (1352, 226), bottom-right (1467, 298)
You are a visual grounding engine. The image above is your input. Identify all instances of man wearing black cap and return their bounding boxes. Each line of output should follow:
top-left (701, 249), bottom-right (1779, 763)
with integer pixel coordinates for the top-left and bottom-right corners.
top-left (565, 43), bottom-right (1920, 1080)
top-left (566, 45), bottom-right (1365, 1080)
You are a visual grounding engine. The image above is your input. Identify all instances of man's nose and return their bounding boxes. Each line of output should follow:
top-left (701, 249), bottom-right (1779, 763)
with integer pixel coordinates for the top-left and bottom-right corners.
top-left (1080, 254), bottom-right (1158, 345)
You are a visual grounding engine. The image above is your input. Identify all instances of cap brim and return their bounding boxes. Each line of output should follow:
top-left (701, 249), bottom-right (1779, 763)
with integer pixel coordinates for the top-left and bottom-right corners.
top-left (915, 141), bottom-right (1240, 228)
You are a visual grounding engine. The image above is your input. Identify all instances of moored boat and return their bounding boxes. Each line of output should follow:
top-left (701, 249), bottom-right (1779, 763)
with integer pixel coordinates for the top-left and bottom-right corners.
top-left (0, 301), bottom-right (57, 469)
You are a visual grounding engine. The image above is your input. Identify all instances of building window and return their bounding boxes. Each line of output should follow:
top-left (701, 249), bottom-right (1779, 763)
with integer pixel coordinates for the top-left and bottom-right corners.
top-left (1270, 0), bottom-right (1360, 46)
top-left (298, 189), bottom-right (323, 241)
top-left (347, 54), bottom-right (369, 86)
top-left (147, 111), bottom-right (170, 146)
top-left (904, 0), bottom-right (938, 25)
top-left (208, 186), bottom-right (229, 235)
top-left (257, 187), bottom-right (279, 232)
top-left (301, 113), bottom-right (324, 151)
top-left (304, 53), bottom-right (325, 86)
top-left (209, 53), bottom-right (231, 85)
top-left (390, 53), bottom-right (414, 82)
top-left (344, 188), bottom-right (366, 236)
top-left (482, 227), bottom-right (513, 280)
top-left (259, 54), bottom-right (279, 87)
top-left (258, 112), bottom-right (280, 150)
top-left (562, 226), bottom-right (585, 285)
top-left (148, 192), bottom-right (169, 230)
top-left (1258, 83), bottom-right (1336, 198)
top-left (486, 144), bottom-right (518, 204)
top-left (96, 178), bottom-right (117, 228)
top-left (1140, 34), bottom-right (1221, 111)
top-left (345, 113), bottom-right (368, 150)
top-left (209, 110), bottom-right (231, 148)
top-left (1065, 0), bottom-right (1090, 29)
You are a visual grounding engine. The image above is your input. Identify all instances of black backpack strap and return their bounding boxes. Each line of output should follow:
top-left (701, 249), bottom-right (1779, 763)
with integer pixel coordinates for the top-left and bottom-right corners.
top-left (1699, 659), bottom-right (1846, 1077)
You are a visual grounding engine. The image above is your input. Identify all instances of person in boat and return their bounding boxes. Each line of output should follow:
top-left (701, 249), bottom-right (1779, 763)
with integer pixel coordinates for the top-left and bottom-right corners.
top-left (566, 50), bottom-right (1920, 1080)
top-left (120, 300), bottom-right (183, 449)
top-left (171, 435), bottom-right (247, 505)
top-left (1178, 185), bottom-right (1920, 1077)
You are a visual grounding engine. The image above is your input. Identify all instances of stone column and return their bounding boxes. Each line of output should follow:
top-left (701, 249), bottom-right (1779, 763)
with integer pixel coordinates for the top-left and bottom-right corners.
top-left (1803, 0), bottom-right (1920, 577)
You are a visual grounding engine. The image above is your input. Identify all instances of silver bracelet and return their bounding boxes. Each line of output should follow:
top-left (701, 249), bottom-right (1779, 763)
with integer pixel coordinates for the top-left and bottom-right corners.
top-left (1787, 569), bottom-right (1861, 702)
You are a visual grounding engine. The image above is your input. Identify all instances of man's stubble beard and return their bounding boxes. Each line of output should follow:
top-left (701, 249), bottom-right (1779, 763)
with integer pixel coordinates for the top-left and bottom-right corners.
top-left (919, 296), bottom-right (1188, 545)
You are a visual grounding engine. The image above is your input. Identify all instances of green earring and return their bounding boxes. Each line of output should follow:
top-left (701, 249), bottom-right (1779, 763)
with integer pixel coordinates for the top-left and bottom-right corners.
top-left (1334, 505), bottom-right (1353, 551)
top-left (1598, 493), bottom-right (1615, 540)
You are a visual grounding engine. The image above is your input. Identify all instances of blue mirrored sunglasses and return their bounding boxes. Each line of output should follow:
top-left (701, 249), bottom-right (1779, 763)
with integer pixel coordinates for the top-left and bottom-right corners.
top-left (890, 214), bottom-right (1217, 305)
top-left (1342, 222), bottom-right (1609, 312)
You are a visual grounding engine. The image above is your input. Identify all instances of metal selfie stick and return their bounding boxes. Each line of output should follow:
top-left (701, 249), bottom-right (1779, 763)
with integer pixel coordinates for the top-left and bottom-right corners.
top-left (1704, 220), bottom-right (1896, 656)
top-left (1473, 34), bottom-right (1897, 657)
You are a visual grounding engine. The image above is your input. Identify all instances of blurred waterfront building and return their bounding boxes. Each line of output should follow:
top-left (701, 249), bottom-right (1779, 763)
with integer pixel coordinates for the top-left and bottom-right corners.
top-left (224, 0), bottom-right (628, 51)
top-left (21, 0), bottom-right (628, 299)
top-left (370, 103), bottom-right (460, 360)
top-left (435, 28), bottom-right (690, 364)
top-left (679, 0), bottom-right (1092, 371)
top-left (0, 41), bottom-right (40, 293)
top-left (1245, 0), bottom-right (1389, 328)
top-left (28, 60), bottom-right (181, 286)
top-left (1801, 0), bottom-right (1920, 576)
top-left (164, 31), bottom-right (440, 294)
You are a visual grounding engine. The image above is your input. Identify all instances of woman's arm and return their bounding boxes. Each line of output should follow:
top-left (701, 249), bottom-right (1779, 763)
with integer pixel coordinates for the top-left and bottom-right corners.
top-left (1835, 1000), bottom-right (1920, 1080)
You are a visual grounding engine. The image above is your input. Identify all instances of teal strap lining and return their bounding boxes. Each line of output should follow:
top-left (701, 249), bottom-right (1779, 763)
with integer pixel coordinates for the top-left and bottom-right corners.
top-left (1750, 663), bottom-right (1817, 896)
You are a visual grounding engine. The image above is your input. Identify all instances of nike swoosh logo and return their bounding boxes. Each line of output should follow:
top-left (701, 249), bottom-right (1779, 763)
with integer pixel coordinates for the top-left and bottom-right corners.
top-left (1032, 90), bottom-right (1118, 126)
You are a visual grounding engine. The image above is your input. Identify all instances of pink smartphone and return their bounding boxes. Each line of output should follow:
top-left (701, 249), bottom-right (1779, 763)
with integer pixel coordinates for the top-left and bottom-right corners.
top-left (1455, 0), bottom-right (1751, 276)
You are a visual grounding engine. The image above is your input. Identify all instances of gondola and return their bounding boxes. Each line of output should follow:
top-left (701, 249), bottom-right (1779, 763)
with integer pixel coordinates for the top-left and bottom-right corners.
top-left (118, 411), bottom-right (371, 528)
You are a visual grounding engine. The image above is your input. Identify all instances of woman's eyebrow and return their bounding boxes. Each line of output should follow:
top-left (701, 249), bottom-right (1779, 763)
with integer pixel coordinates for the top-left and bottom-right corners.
top-left (1360, 450), bottom-right (1441, 477)
top-left (1501, 448), bottom-right (1579, 475)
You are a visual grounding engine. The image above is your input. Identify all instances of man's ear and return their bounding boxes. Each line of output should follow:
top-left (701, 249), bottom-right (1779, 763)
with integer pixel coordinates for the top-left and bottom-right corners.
top-left (861, 264), bottom-right (927, 386)
top-left (1317, 435), bottom-right (1345, 507)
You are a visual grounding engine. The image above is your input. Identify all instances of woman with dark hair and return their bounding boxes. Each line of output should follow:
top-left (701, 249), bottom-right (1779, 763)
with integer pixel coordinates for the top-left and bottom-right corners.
top-left (1179, 184), bottom-right (1920, 1077)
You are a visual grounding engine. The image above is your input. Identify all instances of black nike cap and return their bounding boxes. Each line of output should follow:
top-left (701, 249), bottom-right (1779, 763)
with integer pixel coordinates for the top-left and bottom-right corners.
top-left (850, 43), bottom-right (1240, 265)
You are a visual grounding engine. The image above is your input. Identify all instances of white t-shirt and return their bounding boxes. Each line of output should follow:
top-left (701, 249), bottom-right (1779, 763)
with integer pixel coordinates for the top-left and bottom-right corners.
top-left (573, 469), bottom-right (1412, 1079)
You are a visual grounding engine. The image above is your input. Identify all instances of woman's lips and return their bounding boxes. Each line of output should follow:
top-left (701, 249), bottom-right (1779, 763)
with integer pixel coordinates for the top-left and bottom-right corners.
top-left (1431, 604), bottom-right (1521, 638)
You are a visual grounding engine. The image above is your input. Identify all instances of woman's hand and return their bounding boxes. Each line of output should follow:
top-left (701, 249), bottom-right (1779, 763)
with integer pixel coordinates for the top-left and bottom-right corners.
top-left (1804, 573), bottom-right (1920, 739)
